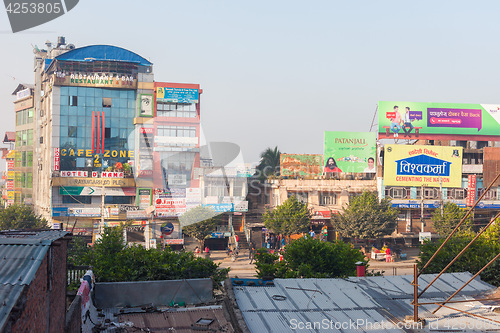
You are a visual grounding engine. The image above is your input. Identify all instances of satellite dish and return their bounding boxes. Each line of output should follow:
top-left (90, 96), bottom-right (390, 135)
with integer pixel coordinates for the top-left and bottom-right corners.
top-left (66, 44), bottom-right (76, 50)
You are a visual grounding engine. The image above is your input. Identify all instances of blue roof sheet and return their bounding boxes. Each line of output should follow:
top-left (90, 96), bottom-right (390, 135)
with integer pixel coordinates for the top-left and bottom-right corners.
top-left (54, 45), bottom-right (152, 66)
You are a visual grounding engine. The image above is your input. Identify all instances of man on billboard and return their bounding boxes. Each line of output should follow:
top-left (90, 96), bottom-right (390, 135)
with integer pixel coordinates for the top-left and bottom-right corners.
top-left (324, 157), bottom-right (342, 173)
top-left (390, 105), bottom-right (402, 137)
top-left (402, 106), bottom-right (415, 137)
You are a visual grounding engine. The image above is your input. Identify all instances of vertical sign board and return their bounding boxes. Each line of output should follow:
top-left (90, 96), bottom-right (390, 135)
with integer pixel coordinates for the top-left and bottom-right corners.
top-left (54, 148), bottom-right (60, 171)
top-left (137, 188), bottom-right (152, 210)
top-left (467, 175), bottom-right (477, 207)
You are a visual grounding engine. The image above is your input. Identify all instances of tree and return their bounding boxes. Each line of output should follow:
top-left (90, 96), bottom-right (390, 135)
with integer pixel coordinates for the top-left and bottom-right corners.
top-left (180, 206), bottom-right (221, 247)
top-left (254, 238), bottom-right (367, 279)
top-left (418, 222), bottom-right (500, 286)
top-left (0, 204), bottom-right (48, 230)
top-left (431, 202), bottom-right (472, 237)
top-left (79, 226), bottom-right (229, 285)
top-left (262, 196), bottom-right (311, 239)
top-left (331, 191), bottom-right (398, 239)
top-left (255, 146), bottom-right (281, 181)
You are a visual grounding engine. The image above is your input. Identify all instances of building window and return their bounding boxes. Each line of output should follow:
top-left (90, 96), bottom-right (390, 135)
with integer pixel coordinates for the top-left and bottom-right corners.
top-left (62, 196), bottom-right (92, 204)
top-left (68, 126), bottom-right (77, 137)
top-left (157, 101), bottom-right (197, 118)
top-left (69, 96), bottom-right (78, 106)
top-left (105, 196), bottom-right (131, 204)
top-left (320, 192), bottom-right (337, 205)
top-left (157, 125), bottom-right (196, 138)
top-left (102, 97), bottom-right (112, 107)
top-left (288, 192), bottom-right (308, 204)
top-left (105, 127), bottom-right (111, 139)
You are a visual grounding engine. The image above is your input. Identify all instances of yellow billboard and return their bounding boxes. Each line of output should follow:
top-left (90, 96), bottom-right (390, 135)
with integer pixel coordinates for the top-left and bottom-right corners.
top-left (383, 145), bottom-right (463, 188)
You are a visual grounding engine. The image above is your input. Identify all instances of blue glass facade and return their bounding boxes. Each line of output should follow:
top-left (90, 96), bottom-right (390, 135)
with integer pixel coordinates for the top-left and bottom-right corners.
top-left (58, 86), bottom-right (136, 170)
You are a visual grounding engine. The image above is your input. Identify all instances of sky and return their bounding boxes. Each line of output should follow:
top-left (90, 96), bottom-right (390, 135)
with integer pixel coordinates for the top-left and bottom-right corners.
top-left (1, 1), bottom-right (500, 165)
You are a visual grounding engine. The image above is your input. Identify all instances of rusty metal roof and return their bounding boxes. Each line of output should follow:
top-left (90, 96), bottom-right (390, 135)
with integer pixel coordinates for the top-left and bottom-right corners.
top-left (101, 306), bottom-right (234, 333)
top-left (0, 230), bottom-right (70, 331)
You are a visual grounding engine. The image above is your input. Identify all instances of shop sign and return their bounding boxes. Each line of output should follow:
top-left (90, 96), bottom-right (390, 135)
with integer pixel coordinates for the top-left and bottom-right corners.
top-left (203, 203), bottom-right (233, 213)
top-left (156, 87), bottom-right (199, 104)
top-left (164, 239), bottom-right (184, 245)
top-left (467, 175), bottom-right (477, 207)
top-left (61, 170), bottom-right (88, 177)
top-left (59, 148), bottom-right (133, 158)
top-left (53, 72), bottom-right (137, 89)
top-left (52, 177), bottom-right (135, 187)
top-left (102, 172), bottom-right (124, 178)
top-left (54, 148), bottom-right (60, 171)
top-left (126, 210), bottom-right (149, 219)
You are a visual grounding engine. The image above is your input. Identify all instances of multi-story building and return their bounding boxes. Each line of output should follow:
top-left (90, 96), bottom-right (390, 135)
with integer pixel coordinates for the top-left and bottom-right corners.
top-left (20, 37), bottom-right (203, 247)
top-left (12, 84), bottom-right (34, 205)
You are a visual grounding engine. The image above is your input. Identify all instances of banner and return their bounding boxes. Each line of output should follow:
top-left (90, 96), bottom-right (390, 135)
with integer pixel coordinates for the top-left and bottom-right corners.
top-left (383, 144), bottom-right (463, 188)
top-left (378, 101), bottom-right (500, 140)
top-left (280, 154), bottom-right (323, 177)
top-left (324, 132), bottom-right (377, 173)
top-left (156, 87), bottom-right (199, 104)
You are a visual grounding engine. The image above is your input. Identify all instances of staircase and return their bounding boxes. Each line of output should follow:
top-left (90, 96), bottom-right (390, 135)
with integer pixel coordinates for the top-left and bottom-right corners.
top-left (235, 231), bottom-right (250, 250)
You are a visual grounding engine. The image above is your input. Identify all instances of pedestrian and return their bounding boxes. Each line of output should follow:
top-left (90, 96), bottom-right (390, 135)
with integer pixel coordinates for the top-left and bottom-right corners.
top-left (385, 247), bottom-right (391, 262)
top-left (235, 234), bottom-right (239, 251)
top-left (309, 228), bottom-right (315, 239)
top-left (249, 245), bottom-right (255, 264)
top-left (281, 237), bottom-right (285, 248)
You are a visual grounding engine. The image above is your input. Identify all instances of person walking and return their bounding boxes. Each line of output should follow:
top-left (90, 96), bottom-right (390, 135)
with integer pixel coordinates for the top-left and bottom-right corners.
top-left (385, 247), bottom-right (392, 262)
top-left (249, 245), bottom-right (255, 264)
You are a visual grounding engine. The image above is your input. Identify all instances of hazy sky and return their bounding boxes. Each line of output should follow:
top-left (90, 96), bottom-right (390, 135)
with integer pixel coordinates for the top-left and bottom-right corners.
top-left (1, 1), bottom-right (500, 164)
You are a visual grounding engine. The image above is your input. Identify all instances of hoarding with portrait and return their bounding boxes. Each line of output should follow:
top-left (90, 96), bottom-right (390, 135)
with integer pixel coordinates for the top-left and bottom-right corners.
top-left (383, 144), bottom-right (463, 188)
top-left (324, 132), bottom-right (377, 173)
top-left (280, 154), bottom-right (323, 177)
top-left (378, 101), bottom-right (500, 140)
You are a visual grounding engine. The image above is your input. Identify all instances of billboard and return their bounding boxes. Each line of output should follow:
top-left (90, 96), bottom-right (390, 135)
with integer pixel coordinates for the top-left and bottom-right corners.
top-left (383, 145), bottom-right (463, 188)
top-left (378, 101), bottom-right (500, 140)
top-left (156, 87), bottom-right (199, 104)
top-left (324, 132), bottom-right (377, 173)
top-left (280, 154), bottom-right (323, 177)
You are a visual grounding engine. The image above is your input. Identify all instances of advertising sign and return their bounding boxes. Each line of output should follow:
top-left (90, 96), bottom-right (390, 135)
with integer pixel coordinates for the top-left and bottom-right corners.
top-left (203, 203), bottom-right (233, 213)
top-left (155, 198), bottom-right (186, 217)
top-left (280, 154), bottom-right (323, 177)
top-left (383, 145), bottom-right (463, 188)
top-left (60, 187), bottom-right (135, 196)
top-left (156, 87), bottom-right (199, 104)
top-left (378, 101), bottom-right (500, 140)
top-left (52, 72), bottom-right (137, 89)
top-left (54, 148), bottom-right (60, 171)
top-left (324, 132), bottom-right (377, 173)
top-left (137, 188), bottom-right (152, 209)
top-left (467, 175), bottom-right (477, 206)
top-left (139, 94), bottom-right (153, 117)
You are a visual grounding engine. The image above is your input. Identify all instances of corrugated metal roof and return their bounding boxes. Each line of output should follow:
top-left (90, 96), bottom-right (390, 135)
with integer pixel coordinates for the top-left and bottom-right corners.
top-left (0, 230), bottom-right (70, 331)
top-left (0, 230), bottom-right (70, 245)
top-left (52, 45), bottom-right (152, 66)
top-left (100, 306), bottom-right (234, 333)
top-left (234, 273), bottom-right (499, 333)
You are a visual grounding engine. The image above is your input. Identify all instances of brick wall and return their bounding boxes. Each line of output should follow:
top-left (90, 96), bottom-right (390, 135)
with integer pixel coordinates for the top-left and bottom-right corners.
top-left (8, 240), bottom-right (69, 333)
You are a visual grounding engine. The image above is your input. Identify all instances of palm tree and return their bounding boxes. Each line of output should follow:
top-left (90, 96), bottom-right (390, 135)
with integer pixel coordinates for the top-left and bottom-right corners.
top-left (256, 146), bottom-right (281, 181)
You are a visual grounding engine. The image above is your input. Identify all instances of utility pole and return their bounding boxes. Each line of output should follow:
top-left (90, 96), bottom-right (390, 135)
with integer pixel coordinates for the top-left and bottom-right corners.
top-left (420, 184), bottom-right (424, 232)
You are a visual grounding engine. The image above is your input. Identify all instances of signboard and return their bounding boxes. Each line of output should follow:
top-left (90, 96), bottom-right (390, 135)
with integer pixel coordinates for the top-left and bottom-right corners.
top-left (164, 239), bottom-right (184, 245)
top-left (419, 232), bottom-right (432, 242)
top-left (102, 172), bottom-right (124, 178)
top-left (167, 174), bottom-right (187, 186)
top-left (324, 132), bottom-right (377, 173)
top-left (155, 198), bottom-right (186, 217)
top-left (54, 148), bottom-right (60, 171)
top-left (139, 94), bottom-right (153, 117)
top-left (60, 187), bottom-right (135, 196)
top-left (60, 171), bottom-right (88, 177)
top-left (280, 154), bottom-right (323, 177)
top-left (156, 87), bottom-right (199, 104)
top-left (137, 188), bottom-right (152, 209)
top-left (68, 207), bottom-right (104, 217)
top-left (161, 222), bottom-right (175, 235)
top-left (467, 175), bottom-right (477, 206)
top-left (203, 203), bottom-right (233, 213)
top-left (126, 210), bottom-right (150, 219)
top-left (383, 145), bottom-right (463, 188)
top-left (378, 101), bottom-right (500, 140)
top-left (52, 177), bottom-right (135, 187)
top-left (16, 88), bottom-right (31, 100)
top-left (233, 201), bottom-right (248, 212)
top-left (52, 72), bottom-right (137, 89)
top-left (186, 187), bottom-right (202, 205)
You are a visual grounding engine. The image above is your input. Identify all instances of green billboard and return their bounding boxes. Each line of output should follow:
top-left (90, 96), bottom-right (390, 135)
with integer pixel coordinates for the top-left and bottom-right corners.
top-left (378, 101), bottom-right (500, 140)
top-left (324, 132), bottom-right (377, 173)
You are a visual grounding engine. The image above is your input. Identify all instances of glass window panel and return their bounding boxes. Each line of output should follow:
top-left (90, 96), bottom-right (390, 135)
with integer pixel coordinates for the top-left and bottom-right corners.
top-left (120, 90), bottom-right (128, 98)
top-left (60, 86), bottom-right (69, 96)
top-left (69, 87), bottom-right (78, 95)
top-left (86, 88), bottom-right (95, 97)
top-left (60, 105), bottom-right (68, 115)
top-left (68, 116), bottom-right (77, 126)
top-left (86, 97), bottom-right (94, 107)
top-left (69, 106), bottom-right (77, 116)
top-left (95, 89), bottom-right (102, 97)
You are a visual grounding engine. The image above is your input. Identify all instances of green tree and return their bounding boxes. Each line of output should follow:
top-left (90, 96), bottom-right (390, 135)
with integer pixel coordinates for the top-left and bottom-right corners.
top-left (180, 206), bottom-right (221, 247)
top-left (431, 202), bottom-right (472, 237)
top-left (80, 226), bottom-right (229, 286)
top-left (255, 146), bottom-right (281, 181)
top-left (254, 238), bottom-right (367, 279)
top-left (263, 196), bottom-right (311, 240)
top-left (418, 222), bottom-right (500, 286)
top-left (0, 204), bottom-right (48, 230)
top-left (331, 191), bottom-right (398, 240)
